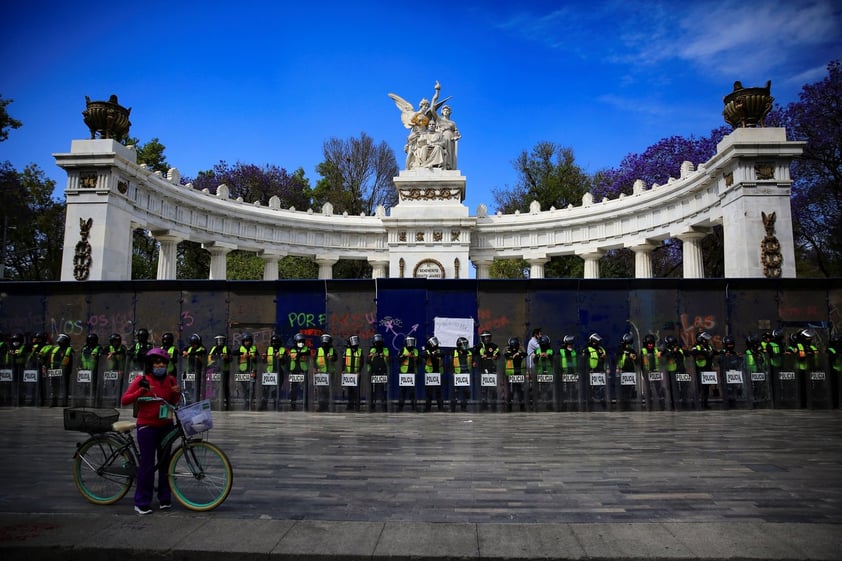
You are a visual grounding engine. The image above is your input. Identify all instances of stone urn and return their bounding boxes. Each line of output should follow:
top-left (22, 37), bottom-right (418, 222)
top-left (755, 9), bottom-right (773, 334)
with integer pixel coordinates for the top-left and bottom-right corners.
top-left (723, 81), bottom-right (773, 128)
top-left (82, 95), bottom-right (132, 140)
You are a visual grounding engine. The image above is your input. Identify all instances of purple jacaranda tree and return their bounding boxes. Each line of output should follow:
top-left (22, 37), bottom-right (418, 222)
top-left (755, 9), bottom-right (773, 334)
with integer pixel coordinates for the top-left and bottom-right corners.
top-left (781, 60), bottom-right (842, 277)
top-left (186, 161), bottom-right (313, 210)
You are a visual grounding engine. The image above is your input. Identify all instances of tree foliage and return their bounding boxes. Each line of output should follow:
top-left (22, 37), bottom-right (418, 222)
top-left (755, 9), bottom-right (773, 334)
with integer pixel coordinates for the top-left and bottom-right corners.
top-left (0, 162), bottom-right (62, 280)
top-left (313, 133), bottom-right (399, 215)
top-left (188, 161), bottom-right (312, 209)
top-left (784, 59), bottom-right (842, 277)
top-left (0, 95), bottom-right (23, 143)
top-left (126, 137), bottom-right (169, 174)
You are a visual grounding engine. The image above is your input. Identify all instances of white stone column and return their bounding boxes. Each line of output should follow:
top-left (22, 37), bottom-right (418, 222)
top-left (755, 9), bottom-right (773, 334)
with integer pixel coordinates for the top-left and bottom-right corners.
top-left (472, 258), bottom-right (493, 279)
top-left (315, 256), bottom-right (338, 280)
top-left (154, 234), bottom-right (182, 280)
top-left (368, 259), bottom-right (390, 279)
top-left (527, 257), bottom-right (549, 279)
top-left (260, 252), bottom-right (284, 281)
top-left (578, 251), bottom-right (603, 279)
top-left (630, 243), bottom-right (656, 279)
top-left (676, 232), bottom-right (706, 279)
top-left (203, 242), bottom-right (235, 280)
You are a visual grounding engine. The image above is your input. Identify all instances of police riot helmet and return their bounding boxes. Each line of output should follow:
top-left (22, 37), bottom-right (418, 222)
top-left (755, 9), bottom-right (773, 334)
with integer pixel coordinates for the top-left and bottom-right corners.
top-left (189, 333), bottom-right (202, 346)
top-left (109, 333), bottom-right (122, 346)
top-left (507, 337), bottom-right (519, 349)
top-left (588, 333), bottom-right (602, 346)
top-left (321, 333), bottom-right (333, 346)
top-left (697, 331), bottom-right (712, 344)
top-left (135, 328), bottom-right (149, 343)
top-left (745, 334), bottom-right (759, 348)
top-left (622, 332), bottom-right (634, 345)
top-left (799, 329), bottom-right (813, 343)
top-left (161, 332), bottom-right (174, 347)
top-left (56, 333), bottom-right (71, 347)
top-left (643, 334), bottom-right (656, 346)
top-left (293, 333), bottom-right (306, 348)
top-left (405, 336), bottom-right (416, 349)
top-left (456, 336), bottom-right (468, 350)
top-left (214, 334), bottom-right (227, 345)
top-left (790, 332), bottom-right (799, 345)
top-left (11, 333), bottom-right (23, 347)
top-left (270, 334), bottom-right (282, 347)
top-left (86, 333), bottom-right (99, 346)
top-left (539, 335), bottom-right (551, 348)
top-left (372, 333), bottom-right (384, 347)
top-left (772, 328), bottom-right (784, 341)
top-left (665, 335), bottom-right (678, 347)
top-left (348, 335), bottom-right (360, 347)
top-left (480, 331), bottom-right (492, 344)
top-left (723, 335), bottom-right (735, 349)
top-left (427, 336), bottom-right (439, 349)
top-left (563, 335), bottom-right (575, 346)
top-left (33, 332), bottom-right (46, 344)
top-left (242, 332), bottom-right (253, 344)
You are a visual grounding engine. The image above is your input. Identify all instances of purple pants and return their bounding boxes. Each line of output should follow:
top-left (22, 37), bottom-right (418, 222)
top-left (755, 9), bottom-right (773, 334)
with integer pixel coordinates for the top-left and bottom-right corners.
top-left (134, 423), bottom-right (174, 508)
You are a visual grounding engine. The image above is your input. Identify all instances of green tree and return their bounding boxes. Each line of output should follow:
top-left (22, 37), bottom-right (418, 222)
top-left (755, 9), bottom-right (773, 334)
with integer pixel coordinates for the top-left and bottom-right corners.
top-left (0, 95), bottom-right (23, 142)
top-left (314, 133), bottom-right (399, 278)
top-left (0, 163), bottom-right (62, 280)
top-left (491, 142), bottom-right (592, 278)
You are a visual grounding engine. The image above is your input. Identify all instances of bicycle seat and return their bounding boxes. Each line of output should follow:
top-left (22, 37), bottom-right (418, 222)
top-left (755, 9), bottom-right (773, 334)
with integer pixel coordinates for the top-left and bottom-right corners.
top-left (112, 421), bottom-right (137, 433)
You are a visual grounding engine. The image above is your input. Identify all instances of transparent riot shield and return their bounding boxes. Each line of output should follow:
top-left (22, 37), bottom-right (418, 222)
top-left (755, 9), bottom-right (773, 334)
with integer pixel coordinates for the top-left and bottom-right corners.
top-left (478, 368), bottom-right (500, 412)
top-left (720, 354), bottom-right (749, 409)
top-left (202, 364), bottom-right (226, 411)
top-left (668, 356), bottom-right (697, 411)
top-left (20, 355), bottom-right (41, 407)
top-left (696, 365), bottom-right (720, 410)
top-left (310, 369), bottom-right (333, 412)
top-left (586, 367), bottom-right (608, 411)
top-left (287, 369), bottom-right (307, 411)
top-left (72, 353), bottom-right (100, 407)
top-left (529, 354), bottom-right (556, 412)
top-left (231, 368), bottom-right (256, 411)
top-left (341, 369), bottom-right (362, 411)
top-left (504, 372), bottom-right (527, 412)
top-left (397, 370), bottom-right (417, 412)
top-left (644, 368), bottom-right (670, 412)
top-left (806, 363), bottom-right (832, 409)
top-left (0, 352), bottom-right (14, 407)
top-left (98, 351), bottom-right (127, 408)
top-left (617, 367), bottom-right (643, 411)
top-left (181, 355), bottom-right (206, 405)
top-left (424, 370), bottom-right (445, 412)
top-left (44, 351), bottom-right (72, 408)
top-left (747, 357), bottom-right (772, 409)
top-left (774, 354), bottom-right (801, 408)
top-left (450, 353), bottom-right (472, 412)
top-left (257, 367), bottom-right (281, 411)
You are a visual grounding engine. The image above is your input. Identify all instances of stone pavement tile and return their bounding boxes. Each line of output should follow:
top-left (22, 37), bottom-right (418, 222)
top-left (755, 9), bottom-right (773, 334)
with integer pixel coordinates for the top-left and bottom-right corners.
top-left (374, 521), bottom-right (478, 560)
top-left (73, 514), bottom-right (211, 561)
top-left (274, 520), bottom-right (385, 560)
top-left (663, 521), bottom-right (811, 560)
top-left (174, 517), bottom-right (294, 561)
top-left (477, 523), bottom-right (585, 560)
top-left (570, 522), bottom-right (694, 559)
top-left (0, 513), bottom-right (112, 561)
top-left (752, 523), bottom-right (842, 561)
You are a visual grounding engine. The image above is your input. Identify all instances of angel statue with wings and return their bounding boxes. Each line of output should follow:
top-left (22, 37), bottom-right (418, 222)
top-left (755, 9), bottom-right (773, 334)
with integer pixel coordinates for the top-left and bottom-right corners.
top-left (388, 81), bottom-right (458, 170)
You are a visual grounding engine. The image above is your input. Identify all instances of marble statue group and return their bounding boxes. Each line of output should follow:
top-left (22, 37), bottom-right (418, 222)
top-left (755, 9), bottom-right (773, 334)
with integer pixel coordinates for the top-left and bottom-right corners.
top-left (389, 81), bottom-right (461, 171)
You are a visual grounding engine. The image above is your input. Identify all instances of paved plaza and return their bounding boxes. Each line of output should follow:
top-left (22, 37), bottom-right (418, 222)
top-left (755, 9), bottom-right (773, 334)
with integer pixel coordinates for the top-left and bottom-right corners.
top-left (0, 406), bottom-right (840, 559)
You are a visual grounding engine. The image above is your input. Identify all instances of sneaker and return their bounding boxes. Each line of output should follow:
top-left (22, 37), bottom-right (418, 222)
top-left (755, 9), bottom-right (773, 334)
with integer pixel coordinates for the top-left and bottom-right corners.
top-left (159, 503), bottom-right (172, 511)
top-left (134, 505), bottom-right (153, 515)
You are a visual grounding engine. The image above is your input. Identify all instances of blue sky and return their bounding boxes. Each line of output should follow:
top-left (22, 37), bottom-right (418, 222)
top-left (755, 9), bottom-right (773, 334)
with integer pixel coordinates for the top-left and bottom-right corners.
top-left (2, 0), bottom-right (840, 214)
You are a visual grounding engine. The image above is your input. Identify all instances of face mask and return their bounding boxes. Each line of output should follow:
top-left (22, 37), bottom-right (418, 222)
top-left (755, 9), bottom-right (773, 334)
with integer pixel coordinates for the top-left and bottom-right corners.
top-left (297, 342), bottom-right (304, 348)
top-left (152, 367), bottom-right (167, 377)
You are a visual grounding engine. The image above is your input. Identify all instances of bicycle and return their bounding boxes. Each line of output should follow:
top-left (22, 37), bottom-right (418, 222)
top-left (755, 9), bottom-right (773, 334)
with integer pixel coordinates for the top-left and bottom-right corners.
top-left (65, 396), bottom-right (233, 511)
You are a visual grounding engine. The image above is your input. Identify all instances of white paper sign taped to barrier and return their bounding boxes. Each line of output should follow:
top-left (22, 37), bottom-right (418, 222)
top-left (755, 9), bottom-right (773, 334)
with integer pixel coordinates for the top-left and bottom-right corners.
top-left (433, 317), bottom-right (474, 348)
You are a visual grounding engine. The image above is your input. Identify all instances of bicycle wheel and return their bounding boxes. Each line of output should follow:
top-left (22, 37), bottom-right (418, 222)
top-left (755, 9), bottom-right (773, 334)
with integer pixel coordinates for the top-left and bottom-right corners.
top-left (73, 435), bottom-right (135, 505)
top-left (168, 441), bottom-right (233, 511)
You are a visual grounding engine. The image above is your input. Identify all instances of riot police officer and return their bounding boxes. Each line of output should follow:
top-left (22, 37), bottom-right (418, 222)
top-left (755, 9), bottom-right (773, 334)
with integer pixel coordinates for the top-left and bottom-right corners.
top-left (558, 335), bottom-right (579, 411)
top-left (691, 331), bottom-right (716, 409)
top-left (181, 333), bottom-right (206, 402)
top-left (423, 336), bottom-right (444, 412)
top-left (719, 335), bottom-right (742, 408)
top-left (503, 336), bottom-right (526, 412)
top-left (79, 333), bottom-right (102, 406)
top-left (475, 331), bottom-right (500, 411)
top-left (368, 333), bottom-right (389, 412)
top-left (261, 334), bottom-right (286, 411)
top-left (744, 333), bottom-right (768, 406)
top-left (640, 334), bottom-right (666, 410)
top-left (236, 332), bottom-right (259, 410)
top-left (343, 335), bottom-right (364, 410)
top-left (616, 332), bottom-right (638, 410)
top-left (398, 336), bottom-right (419, 412)
top-left (288, 333), bottom-right (311, 410)
top-left (584, 333), bottom-right (607, 410)
top-left (828, 334), bottom-right (841, 409)
top-left (314, 334), bottom-right (338, 411)
top-left (128, 328), bottom-right (153, 374)
top-left (46, 333), bottom-right (73, 407)
top-left (450, 336), bottom-right (472, 412)
top-left (161, 332), bottom-right (178, 377)
top-left (208, 334), bottom-right (231, 410)
top-left (533, 335), bottom-right (555, 411)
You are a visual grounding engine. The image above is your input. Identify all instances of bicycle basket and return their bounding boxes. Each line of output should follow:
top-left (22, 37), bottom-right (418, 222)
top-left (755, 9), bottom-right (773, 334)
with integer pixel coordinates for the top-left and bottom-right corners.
top-left (63, 407), bottom-right (120, 433)
top-left (176, 399), bottom-right (213, 435)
